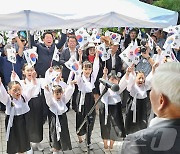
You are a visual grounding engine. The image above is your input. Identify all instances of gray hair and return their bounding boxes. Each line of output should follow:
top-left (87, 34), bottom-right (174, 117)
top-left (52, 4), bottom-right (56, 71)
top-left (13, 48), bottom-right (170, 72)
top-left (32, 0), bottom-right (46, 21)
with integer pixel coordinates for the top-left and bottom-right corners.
top-left (151, 62), bottom-right (180, 106)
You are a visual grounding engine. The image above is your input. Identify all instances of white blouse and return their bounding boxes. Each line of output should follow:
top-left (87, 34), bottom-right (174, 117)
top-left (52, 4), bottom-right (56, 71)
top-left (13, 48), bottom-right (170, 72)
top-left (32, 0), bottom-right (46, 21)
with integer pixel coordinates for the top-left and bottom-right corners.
top-left (44, 84), bottom-right (75, 115)
top-left (100, 75), bottom-right (128, 125)
top-left (44, 83), bottom-right (74, 141)
top-left (45, 68), bottom-right (67, 90)
top-left (74, 57), bottom-right (99, 112)
top-left (0, 82), bottom-right (36, 141)
top-left (0, 83), bottom-right (36, 116)
top-left (76, 57), bottom-right (100, 93)
top-left (20, 78), bottom-right (45, 98)
top-left (126, 72), bottom-right (153, 123)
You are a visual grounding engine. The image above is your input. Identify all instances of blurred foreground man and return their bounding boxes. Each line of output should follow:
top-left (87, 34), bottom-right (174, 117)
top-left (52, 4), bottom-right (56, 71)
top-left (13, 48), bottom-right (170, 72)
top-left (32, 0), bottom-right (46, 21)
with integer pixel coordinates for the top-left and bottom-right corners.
top-left (121, 62), bottom-right (180, 154)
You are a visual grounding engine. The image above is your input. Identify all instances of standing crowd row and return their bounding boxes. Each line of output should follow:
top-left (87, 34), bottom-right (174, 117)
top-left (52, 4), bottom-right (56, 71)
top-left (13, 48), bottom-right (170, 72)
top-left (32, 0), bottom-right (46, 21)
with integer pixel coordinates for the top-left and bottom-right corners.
top-left (0, 28), bottom-right (179, 154)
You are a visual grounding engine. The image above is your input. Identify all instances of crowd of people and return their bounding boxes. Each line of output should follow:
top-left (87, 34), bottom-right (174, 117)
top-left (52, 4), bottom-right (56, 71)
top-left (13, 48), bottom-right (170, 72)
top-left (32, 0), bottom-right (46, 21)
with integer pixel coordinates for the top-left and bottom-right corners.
top-left (0, 27), bottom-right (179, 154)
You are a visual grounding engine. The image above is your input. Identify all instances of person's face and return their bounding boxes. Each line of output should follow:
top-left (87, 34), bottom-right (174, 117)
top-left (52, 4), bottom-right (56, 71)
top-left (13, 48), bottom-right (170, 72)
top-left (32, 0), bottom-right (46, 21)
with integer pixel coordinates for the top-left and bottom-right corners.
top-left (109, 77), bottom-right (119, 84)
top-left (150, 88), bottom-right (161, 116)
top-left (11, 38), bottom-right (16, 44)
top-left (23, 66), bottom-right (35, 81)
top-left (154, 31), bottom-right (161, 39)
top-left (83, 67), bottom-right (92, 78)
top-left (43, 34), bottom-right (53, 47)
top-left (8, 84), bottom-right (22, 100)
top-left (68, 38), bottom-right (77, 50)
top-left (53, 91), bottom-right (63, 101)
top-left (110, 45), bottom-right (119, 53)
top-left (88, 47), bottom-right (96, 56)
top-left (135, 73), bottom-right (145, 87)
top-left (130, 31), bottom-right (137, 40)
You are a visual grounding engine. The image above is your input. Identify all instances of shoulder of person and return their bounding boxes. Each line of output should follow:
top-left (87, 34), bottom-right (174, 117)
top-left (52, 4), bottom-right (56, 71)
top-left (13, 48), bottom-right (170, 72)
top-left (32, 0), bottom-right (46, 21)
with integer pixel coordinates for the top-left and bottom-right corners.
top-left (61, 47), bottom-right (69, 53)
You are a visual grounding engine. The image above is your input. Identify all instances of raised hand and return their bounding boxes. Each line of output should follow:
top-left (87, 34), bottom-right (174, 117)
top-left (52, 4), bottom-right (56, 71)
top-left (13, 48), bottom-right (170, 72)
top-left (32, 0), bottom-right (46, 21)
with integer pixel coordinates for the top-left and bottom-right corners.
top-left (152, 62), bottom-right (159, 74)
top-left (102, 67), bottom-right (108, 79)
top-left (11, 70), bottom-right (17, 81)
top-left (156, 46), bottom-right (162, 55)
top-left (49, 67), bottom-right (53, 73)
top-left (95, 48), bottom-right (100, 58)
top-left (70, 80), bottom-right (77, 85)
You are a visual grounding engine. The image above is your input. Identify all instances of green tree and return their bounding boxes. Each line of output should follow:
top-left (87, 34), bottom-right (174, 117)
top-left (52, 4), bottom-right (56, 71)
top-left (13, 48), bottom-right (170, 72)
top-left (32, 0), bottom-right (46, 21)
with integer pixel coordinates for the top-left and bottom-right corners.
top-left (153, 0), bottom-right (180, 12)
top-left (153, 0), bottom-right (180, 24)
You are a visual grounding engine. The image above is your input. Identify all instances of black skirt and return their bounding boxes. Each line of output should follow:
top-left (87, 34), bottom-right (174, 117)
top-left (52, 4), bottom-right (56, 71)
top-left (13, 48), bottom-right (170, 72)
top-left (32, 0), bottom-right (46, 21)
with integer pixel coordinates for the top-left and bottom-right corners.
top-left (49, 112), bottom-right (72, 151)
top-left (25, 94), bottom-right (44, 143)
top-left (125, 96), bottom-right (148, 134)
top-left (76, 92), bottom-right (96, 137)
top-left (5, 113), bottom-right (31, 154)
top-left (99, 102), bottom-right (126, 140)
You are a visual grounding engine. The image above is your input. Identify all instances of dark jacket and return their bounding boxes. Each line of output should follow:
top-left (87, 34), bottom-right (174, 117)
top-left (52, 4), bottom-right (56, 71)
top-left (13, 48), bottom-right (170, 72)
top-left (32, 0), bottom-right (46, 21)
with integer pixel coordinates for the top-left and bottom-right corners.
top-left (121, 118), bottom-right (180, 154)
top-left (102, 50), bottom-right (123, 76)
top-left (59, 47), bottom-right (79, 82)
top-left (30, 33), bottom-right (67, 77)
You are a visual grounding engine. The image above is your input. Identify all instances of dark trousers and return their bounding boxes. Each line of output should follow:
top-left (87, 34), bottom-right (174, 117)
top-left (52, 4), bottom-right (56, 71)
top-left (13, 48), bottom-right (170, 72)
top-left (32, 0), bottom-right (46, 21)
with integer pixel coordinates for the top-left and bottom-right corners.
top-left (0, 102), bottom-right (5, 111)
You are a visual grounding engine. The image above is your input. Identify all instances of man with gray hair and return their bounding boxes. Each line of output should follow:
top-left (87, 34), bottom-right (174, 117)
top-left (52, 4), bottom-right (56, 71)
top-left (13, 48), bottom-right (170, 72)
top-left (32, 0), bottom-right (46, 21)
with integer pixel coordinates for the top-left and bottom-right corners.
top-left (121, 62), bottom-right (180, 154)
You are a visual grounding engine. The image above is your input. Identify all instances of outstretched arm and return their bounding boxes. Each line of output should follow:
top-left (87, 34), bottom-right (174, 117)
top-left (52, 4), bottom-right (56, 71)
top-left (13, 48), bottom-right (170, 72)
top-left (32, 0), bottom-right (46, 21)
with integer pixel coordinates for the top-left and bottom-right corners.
top-left (92, 49), bottom-right (100, 81)
top-left (56, 33), bottom-right (67, 49)
top-left (15, 33), bottom-right (24, 57)
top-left (64, 81), bottom-right (75, 103)
top-left (0, 77), bottom-right (9, 105)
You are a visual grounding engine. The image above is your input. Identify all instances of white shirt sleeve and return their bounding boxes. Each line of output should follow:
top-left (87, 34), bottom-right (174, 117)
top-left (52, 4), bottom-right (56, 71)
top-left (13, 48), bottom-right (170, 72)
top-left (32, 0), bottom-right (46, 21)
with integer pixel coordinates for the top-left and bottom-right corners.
top-left (145, 71), bottom-right (153, 90)
top-left (67, 71), bottom-right (75, 85)
top-left (127, 72), bottom-right (136, 92)
top-left (44, 88), bottom-right (53, 107)
top-left (119, 75), bottom-right (128, 93)
top-left (0, 84), bottom-right (9, 105)
top-left (22, 81), bottom-right (37, 102)
top-left (92, 57), bottom-right (99, 82)
top-left (38, 78), bottom-right (46, 89)
top-left (64, 84), bottom-right (75, 104)
top-left (10, 72), bottom-right (21, 83)
top-left (99, 82), bottom-right (105, 94)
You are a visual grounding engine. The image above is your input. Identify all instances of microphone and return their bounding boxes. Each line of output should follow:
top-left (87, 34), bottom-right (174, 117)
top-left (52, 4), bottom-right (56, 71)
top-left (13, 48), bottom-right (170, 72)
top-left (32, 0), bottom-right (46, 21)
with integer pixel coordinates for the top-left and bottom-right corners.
top-left (99, 78), bottom-right (119, 92)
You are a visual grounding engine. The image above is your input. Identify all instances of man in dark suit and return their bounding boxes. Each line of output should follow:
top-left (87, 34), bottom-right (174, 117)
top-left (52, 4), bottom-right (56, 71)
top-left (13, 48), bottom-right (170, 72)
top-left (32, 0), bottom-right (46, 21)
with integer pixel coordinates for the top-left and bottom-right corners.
top-left (102, 41), bottom-right (123, 77)
top-left (60, 35), bottom-right (79, 111)
top-left (121, 62), bottom-right (180, 154)
top-left (60, 35), bottom-right (79, 82)
top-left (31, 31), bottom-right (67, 78)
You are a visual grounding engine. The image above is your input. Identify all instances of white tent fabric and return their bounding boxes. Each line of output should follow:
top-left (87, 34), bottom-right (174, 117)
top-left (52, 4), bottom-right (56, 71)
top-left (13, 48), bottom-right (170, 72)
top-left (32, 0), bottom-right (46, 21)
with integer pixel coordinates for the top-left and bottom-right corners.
top-left (61, 0), bottom-right (178, 29)
top-left (0, 10), bottom-right (66, 31)
top-left (0, 0), bottom-right (178, 30)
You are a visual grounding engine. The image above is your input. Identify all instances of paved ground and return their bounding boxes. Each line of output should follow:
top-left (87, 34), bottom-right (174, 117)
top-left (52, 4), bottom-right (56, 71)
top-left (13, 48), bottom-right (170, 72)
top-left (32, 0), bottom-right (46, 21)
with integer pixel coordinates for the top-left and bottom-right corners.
top-left (0, 109), bottom-right (123, 154)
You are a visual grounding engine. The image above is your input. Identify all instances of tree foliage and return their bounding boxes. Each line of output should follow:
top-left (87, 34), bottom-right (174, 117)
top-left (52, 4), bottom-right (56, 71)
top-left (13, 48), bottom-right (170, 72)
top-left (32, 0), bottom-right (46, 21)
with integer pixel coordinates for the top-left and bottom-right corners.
top-left (153, 0), bottom-right (180, 12)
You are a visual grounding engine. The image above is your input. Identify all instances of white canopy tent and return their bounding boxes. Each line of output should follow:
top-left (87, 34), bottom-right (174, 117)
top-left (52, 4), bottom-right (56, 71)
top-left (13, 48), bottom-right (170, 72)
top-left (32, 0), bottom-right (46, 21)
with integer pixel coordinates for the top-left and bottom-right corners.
top-left (0, 10), bottom-right (66, 31)
top-left (0, 0), bottom-right (178, 30)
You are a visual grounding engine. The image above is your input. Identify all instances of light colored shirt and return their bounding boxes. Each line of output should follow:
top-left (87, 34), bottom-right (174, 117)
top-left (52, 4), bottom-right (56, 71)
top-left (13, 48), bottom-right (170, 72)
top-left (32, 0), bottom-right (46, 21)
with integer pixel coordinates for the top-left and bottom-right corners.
top-left (149, 117), bottom-right (169, 127)
top-left (0, 83), bottom-right (36, 116)
top-left (100, 75), bottom-right (128, 125)
top-left (75, 57), bottom-right (99, 112)
top-left (69, 49), bottom-right (77, 59)
top-left (111, 53), bottom-right (116, 68)
top-left (44, 84), bottom-right (75, 115)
